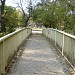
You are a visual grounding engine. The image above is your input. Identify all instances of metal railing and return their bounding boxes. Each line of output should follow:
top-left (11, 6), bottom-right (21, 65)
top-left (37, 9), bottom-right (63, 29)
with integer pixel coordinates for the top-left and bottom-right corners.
top-left (0, 28), bottom-right (32, 74)
top-left (43, 28), bottom-right (75, 69)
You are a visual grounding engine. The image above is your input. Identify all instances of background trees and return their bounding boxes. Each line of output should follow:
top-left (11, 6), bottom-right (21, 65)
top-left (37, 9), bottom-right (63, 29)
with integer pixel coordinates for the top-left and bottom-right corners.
top-left (0, 0), bottom-right (75, 35)
top-left (4, 6), bottom-right (26, 33)
top-left (12, 0), bottom-right (33, 27)
top-left (0, 4), bottom-right (26, 37)
top-left (32, 0), bottom-right (75, 34)
top-left (0, 0), bottom-right (30, 33)
top-left (5, 6), bottom-right (17, 32)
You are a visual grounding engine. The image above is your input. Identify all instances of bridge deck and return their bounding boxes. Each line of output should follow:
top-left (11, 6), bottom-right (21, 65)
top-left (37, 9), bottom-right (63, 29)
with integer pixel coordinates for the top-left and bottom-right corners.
top-left (7, 32), bottom-right (71, 75)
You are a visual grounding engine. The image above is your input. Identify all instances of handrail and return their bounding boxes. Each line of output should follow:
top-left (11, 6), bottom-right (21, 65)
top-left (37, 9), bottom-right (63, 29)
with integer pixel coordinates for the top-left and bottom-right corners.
top-left (43, 28), bottom-right (75, 69)
top-left (0, 28), bottom-right (32, 74)
top-left (0, 28), bottom-right (25, 42)
top-left (50, 28), bottom-right (75, 39)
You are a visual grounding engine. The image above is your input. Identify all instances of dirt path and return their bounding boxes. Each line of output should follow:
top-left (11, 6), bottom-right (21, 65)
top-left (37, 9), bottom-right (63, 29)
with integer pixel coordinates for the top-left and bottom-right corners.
top-left (7, 34), bottom-right (72, 75)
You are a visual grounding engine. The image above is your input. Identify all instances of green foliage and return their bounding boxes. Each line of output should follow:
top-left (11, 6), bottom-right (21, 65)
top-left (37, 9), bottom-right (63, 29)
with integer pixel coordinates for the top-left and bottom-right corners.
top-left (32, 0), bottom-right (75, 35)
top-left (16, 9), bottom-right (26, 27)
top-left (4, 6), bottom-right (25, 33)
top-left (5, 6), bottom-right (17, 32)
top-left (0, 32), bottom-right (9, 37)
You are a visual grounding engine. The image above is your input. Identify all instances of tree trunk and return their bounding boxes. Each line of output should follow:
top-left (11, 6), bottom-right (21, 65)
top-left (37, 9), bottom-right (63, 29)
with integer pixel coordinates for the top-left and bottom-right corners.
top-left (25, 16), bottom-right (29, 27)
top-left (1, 0), bottom-right (6, 32)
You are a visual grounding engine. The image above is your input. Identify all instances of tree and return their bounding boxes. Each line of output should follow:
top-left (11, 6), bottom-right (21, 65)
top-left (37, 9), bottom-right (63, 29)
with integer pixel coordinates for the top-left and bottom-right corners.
top-left (1, 0), bottom-right (6, 32)
top-left (13, 0), bottom-right (30, 27)
top-left (4, 6), bottom-right (24, 33)
top-left (32, 0), bottom-right (75, 34)
top-left (28, 0), bottom-right (33, 17)
top-left (16, 9), bottom-right (26, 27)
top-left (0, 0), bottom-right (1, 31)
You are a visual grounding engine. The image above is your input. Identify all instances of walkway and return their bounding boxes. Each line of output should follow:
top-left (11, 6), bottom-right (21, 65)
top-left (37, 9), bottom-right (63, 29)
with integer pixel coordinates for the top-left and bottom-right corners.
top-left (7, 31), bottom-right (71, 75)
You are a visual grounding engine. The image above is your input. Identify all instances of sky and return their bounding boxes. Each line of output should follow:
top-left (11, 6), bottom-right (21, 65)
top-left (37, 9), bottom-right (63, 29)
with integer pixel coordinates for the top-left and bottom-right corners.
top-left (5, 0), bottom-right (41, 7)
top-left (5, 0), bottom-right (18, 7)
top-left (5, 0), bottom-right (53, 13)
top-left (5, 0), bottom-right (41, 13)
top-left (5, 0), bottom-right (53, 7)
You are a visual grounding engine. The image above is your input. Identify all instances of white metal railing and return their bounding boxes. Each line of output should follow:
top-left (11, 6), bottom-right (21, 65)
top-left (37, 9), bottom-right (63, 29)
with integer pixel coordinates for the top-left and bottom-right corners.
top-left (43, 28), bottom-right (75, 69)
top-left (0, 28), bottom-right (32, 74)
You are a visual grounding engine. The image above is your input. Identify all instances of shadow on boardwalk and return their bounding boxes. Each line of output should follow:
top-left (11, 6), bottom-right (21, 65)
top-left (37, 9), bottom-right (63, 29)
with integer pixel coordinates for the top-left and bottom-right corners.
top-left (7, 33), bottom-right (72, 75)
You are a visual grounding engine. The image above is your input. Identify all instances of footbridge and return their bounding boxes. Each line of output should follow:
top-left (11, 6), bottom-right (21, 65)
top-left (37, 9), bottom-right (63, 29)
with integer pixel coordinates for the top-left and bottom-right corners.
top-left (0, 28), bottom-right (75, 75)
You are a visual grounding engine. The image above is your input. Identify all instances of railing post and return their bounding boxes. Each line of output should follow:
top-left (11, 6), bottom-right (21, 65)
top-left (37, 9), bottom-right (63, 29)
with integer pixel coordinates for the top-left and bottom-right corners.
top-left (48, 29), bottom-right (49, 38)
top-left (1, 40), bottom-right (5, 74)
top-left (62, 33), bottom-right (64, 56)
top-left (2, 40), bottom-right (5, 74)
top-left (50, 29), bottom-right (52, 39)
top-left (55, 30), bottom-right (56, 46)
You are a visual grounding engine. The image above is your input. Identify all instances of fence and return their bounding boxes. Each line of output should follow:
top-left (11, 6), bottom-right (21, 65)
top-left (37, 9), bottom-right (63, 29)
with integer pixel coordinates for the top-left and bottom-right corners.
top-left (0, 28), bottom-right (32, 74)
top-left (43, 28), bottom-right (75, 69)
